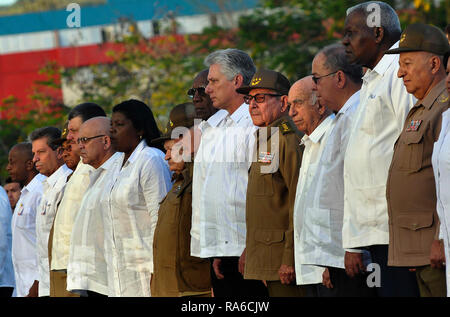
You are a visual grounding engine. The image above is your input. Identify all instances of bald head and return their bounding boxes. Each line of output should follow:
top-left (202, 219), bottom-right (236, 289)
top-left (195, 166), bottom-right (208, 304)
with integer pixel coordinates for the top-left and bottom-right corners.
top-left (78, 117), bottom-right (115, 168)
top-left (288, 76), bottom-right (331, 135)
top-left (81, 117), bottom-right (111, 138)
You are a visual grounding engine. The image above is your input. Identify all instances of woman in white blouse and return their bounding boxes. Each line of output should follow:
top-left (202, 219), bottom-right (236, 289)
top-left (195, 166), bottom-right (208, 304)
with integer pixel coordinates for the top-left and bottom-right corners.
top-left (432, 58), bottom-right (450, 296)
top-left (107, 99), bottom-right (172, 297)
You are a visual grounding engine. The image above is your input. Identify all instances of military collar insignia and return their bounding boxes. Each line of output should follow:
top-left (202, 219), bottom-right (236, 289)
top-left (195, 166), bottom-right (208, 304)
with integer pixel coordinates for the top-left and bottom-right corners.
top-left (279, 121), bottom-right (292, 134)
top-left (439, 95), bottom-right (449, 104)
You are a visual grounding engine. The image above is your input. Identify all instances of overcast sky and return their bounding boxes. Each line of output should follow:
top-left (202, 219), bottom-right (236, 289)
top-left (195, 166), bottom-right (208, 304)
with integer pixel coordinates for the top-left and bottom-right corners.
top-left (0, 0), bottom-right (16, 6)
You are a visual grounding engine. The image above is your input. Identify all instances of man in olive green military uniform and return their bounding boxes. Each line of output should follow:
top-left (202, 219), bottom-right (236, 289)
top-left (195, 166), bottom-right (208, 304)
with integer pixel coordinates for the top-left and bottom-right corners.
top-left (385, 23), bottom-right (450, 297)
top-left (236, 69), bottom-right (305, 297)
top-left (151, 102), bottom-right (211, 297)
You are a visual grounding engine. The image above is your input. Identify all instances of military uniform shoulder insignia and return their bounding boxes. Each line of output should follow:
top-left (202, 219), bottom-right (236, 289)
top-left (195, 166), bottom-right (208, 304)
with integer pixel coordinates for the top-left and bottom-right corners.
top-left (439, 94), bottom-right (449, 104)
top-left (279, 120), bottom-right (294, 135)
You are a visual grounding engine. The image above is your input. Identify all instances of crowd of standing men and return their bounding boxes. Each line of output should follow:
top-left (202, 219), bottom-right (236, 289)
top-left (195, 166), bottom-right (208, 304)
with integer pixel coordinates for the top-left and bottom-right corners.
top-left (1, 1), bottom-right (450, 298)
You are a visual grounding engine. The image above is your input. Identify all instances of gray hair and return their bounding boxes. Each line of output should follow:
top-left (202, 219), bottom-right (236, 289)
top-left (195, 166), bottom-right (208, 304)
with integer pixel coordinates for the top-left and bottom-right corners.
top-left (204, 48), bottom-right (256, 85)
top-left (347, 1), bottom-right (401, 36)
top-left (318, 43), bottom-right (363, 84)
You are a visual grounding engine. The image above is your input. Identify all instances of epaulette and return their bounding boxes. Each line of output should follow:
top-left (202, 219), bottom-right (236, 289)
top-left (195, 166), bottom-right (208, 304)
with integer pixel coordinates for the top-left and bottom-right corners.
top-left (278, 119), bottom-right (295, 135)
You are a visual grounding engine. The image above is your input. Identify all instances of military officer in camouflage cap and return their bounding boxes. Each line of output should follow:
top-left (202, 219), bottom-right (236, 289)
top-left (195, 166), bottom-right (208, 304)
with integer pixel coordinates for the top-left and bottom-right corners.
top-left (151, 102), bottom-right (211, 297)
top-left (385, 23), bottom-right (450, 297)
top-left (236, 69), bottom-right (305, 297)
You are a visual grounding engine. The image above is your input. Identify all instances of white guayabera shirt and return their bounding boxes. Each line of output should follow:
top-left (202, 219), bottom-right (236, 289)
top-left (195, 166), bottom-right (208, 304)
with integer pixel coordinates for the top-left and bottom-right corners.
top-left (297, 92), bottom-right (359, 271)
top-left (67, 152), bottom-right (124, 296)
top-left (0, 187), bottom-right (15, 291)
top-left (107, 141), bottom-right (171, 297)
top-left (36, 164), bottom-right (73, 297)
top-left (432, 109), bottom-right (450, 297)
top-left (293, 114), bottom-right (335, 285)
top-left (191, 104), bottom-right (257, 258)
top-left (342, 41), bottom-right (416, 249)
top-left (51, 161), bottom-right (94, 272)
top-left (11, 173), bottom-right (46, 297)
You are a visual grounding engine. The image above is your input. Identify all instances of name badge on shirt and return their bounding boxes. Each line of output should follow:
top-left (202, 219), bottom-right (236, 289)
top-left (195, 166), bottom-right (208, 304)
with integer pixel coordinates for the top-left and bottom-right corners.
top-left (406, 120), bottom-right (422, 132)
top-left (258, 152), bottom-right (274, 164)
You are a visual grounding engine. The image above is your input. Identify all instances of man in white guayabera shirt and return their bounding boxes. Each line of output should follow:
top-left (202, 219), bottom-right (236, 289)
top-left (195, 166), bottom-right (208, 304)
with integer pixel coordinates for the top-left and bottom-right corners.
top-left (299, 43), bottom-right (375, 297)
top-left (31, 127), bottom-right (72, 297)
top-left (288, 76), bottom-right (334, 295)
top-left (341, 1), bottom-right (417, 296)
top-left (67, 117), bottom-right (123, 297)
top-left (0, 186), bottom-right (15, 297)
top-left (7, 143), bottom-right (46, 297)
top-left (191, 48), bottom-right (267, 296)
top-left (50, 103), bottom-right (106, 297)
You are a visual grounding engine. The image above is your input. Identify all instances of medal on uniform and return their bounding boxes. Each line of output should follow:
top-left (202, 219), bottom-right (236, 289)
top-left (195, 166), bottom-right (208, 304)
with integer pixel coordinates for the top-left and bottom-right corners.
top-left (406, 120), bottom-right (422, 132)
top-left (258, 152), bottom-right (274, 163)
top-left (17, 203), bottom-right (24, 215)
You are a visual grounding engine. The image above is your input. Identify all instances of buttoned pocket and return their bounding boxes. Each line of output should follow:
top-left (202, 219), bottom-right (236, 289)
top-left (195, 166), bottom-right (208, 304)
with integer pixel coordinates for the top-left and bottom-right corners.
top-left (122, 237), bottom-right (153, 272)
top-left (252, 229), bottom-right (285, 270)
top-left (305, 207), bottom-right (332, 245)
top-left (396, 213), bottom-right (434, 254)
top-left (398, 131), bottom-right (424, 172)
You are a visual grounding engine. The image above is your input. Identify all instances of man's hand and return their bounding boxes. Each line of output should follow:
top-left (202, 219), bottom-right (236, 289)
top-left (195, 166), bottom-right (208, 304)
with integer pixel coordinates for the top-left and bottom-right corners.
top-left (430, 239), bottom-right (446, 269)
top-left (322, 268), bottom-right (333, 289)
top-left (238, 249), bottom-right (246, 276)
top-left (345, 251), bottom-right (365, 278)
top-left (213, 258), bottom-right (224, 280)
top-left (26, 280), bottom-right (39, 297)
top-left (278, 264), bottom-right (295, 285)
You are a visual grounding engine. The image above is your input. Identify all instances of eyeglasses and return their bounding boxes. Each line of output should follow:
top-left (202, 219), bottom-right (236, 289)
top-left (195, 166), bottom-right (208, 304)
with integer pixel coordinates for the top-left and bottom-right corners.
top-left (243, 93), bottom-right (282, 104)
top-left (77, 135), bottom-right (105, 145)
top-left (187, 87), bottom-right (206, 97)
top-left (312, 70), bottom-right (339, 84)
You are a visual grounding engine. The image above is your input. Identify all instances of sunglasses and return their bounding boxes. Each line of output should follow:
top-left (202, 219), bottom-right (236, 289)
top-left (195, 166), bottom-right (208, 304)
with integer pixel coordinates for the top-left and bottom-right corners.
top-left (312, 70), bottom-right (339, 84)
top-left (187, 87), bottom-right (206, 97)
top-left (243, 93), bottom-right (282, 104)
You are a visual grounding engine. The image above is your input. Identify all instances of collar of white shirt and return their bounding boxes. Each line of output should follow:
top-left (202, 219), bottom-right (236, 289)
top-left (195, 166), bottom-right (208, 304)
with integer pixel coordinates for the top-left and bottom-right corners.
top-left (22, 173), bottom-right (46, 195)
top-left (206, 109), bottom-right (228, 128)
top-left (301, 114), bottom-right (335, 144)
top-left (125, 140), bottom-right (147, 166)
top-left (44, 164), bottom-right (72, 188)
top-left (99, 152), bottom-right (123, 172)
top-left (364, 41), bottom-right (399, 79)
top-left (229, 102), bottom-right (249, 124)
top-left (337, 90), bottom-right (360, 117)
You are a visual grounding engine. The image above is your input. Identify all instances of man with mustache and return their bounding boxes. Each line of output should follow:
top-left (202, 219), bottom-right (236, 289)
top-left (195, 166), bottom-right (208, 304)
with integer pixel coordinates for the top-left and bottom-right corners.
top-left (31, 127), bottom-right (72, 297)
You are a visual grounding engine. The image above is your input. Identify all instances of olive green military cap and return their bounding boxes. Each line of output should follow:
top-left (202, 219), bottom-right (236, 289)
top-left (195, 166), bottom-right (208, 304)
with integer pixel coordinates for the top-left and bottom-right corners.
top-left (385, 23), bottom-right (450, 56)
top-left (51, 121), bottom-right (69, 147)
top-left (236, 69), bottom-right (291, 95)
top-left (152, 102), bottom-right (196, 144)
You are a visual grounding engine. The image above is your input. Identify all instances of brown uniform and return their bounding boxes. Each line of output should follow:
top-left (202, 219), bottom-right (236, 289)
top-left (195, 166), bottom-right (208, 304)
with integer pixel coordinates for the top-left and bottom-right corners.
top-left (244, 115), bottom-right (304, 283)
top-left (387, 79), bottom-right (449, 267)
top-left (151, 163), bottom-right (211, 297)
